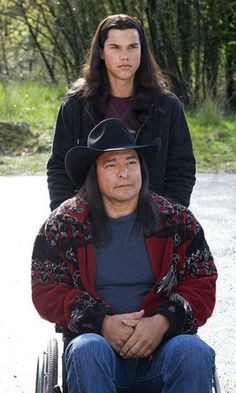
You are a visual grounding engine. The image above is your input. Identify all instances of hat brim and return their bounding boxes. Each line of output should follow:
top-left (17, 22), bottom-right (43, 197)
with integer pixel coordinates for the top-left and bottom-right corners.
top-left (65, 138), bottom-right (161, 189)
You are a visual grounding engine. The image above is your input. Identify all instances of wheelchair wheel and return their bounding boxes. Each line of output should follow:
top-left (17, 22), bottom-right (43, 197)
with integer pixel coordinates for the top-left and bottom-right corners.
top-left (212, 368), bottom-right (221, 393)
top-left (35, 338), bottom-right (58, 393)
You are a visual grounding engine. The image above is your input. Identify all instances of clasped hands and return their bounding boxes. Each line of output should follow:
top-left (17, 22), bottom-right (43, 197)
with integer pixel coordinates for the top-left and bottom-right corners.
top-left (102, 309), bottom-right (169, 359)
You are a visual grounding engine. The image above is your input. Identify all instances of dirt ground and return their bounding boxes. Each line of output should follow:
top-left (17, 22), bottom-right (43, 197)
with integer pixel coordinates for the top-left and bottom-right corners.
top-left (0, 174), bottom-right (235, 393)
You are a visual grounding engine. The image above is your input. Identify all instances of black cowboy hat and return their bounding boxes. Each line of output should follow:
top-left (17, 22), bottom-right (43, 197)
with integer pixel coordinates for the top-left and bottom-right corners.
top-left (65, 118), bottom-right (161, 188)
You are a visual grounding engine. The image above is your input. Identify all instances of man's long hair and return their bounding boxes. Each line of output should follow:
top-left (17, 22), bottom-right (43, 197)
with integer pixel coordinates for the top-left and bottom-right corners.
top-left (79, 156), bottom-right (159, 248)
top-left (66, 14), bottom-right (169, 123)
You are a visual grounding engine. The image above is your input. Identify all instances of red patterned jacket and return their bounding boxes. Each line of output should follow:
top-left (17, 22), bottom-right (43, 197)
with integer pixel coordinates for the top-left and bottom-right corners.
top-left (31, 193), bottom-right (217, 337)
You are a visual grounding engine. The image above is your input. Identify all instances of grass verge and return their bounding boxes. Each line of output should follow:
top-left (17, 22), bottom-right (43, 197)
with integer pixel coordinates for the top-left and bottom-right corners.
top-left (187, 99), bottom-right (236, 172)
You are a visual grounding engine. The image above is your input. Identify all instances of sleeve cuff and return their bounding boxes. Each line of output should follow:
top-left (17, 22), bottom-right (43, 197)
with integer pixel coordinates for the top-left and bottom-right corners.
top-left (155, 300), bottom-right (186, 337)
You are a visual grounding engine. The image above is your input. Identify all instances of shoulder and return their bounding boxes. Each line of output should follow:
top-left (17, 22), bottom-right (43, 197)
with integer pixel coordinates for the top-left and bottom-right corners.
top-left (150, 91), bottom-right (189, 133)
top-left (61, 92), bottom-right (85, 112)
top-left (56, 93), bottom-right (85, 125)
top-left (43, 195), bottom-right (91, 241)
top-left (57, 194), bottom-right (89, 219)
top-left (155, 91), bottom-right (184, 114)
top-left (148, 192), bottom-right (198, 234)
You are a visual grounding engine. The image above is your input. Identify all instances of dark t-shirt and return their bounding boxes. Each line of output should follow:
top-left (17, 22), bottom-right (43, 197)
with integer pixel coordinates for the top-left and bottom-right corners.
top-left (95, 213), bottom-right (155, 313)
top-left (105, 95), bottom-right (140, 137)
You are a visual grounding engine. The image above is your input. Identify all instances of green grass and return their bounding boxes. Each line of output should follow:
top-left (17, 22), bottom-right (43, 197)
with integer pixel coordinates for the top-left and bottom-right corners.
top-left (0, 81), bottom-right (235, 175)
top-left (0, 80), bottom-right (65, 127)
top-left (0, 153), bottom-right (49, 175)
top-left (187, 98), bottom-right (236, 172)
top-left (0, 80), bottom-right (66, 174)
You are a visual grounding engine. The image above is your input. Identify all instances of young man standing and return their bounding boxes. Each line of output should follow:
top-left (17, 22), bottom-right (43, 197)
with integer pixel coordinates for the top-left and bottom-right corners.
top-left (47, 14), bottom-right (196, 211)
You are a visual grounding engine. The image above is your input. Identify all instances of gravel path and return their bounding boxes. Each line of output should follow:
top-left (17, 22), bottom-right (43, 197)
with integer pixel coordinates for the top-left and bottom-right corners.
top-left (0, 174), bottom-right (235, 392)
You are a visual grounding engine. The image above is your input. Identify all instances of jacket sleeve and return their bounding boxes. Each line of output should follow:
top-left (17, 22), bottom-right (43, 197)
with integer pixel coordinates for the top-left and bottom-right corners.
top-left (153, 209), bottom-right (217, 336)
top-left (47, 98), bottom-right (80, 211)
top-left (162, 96), bottom-right (196, 207)
top-left (31, 214), bottom-right (112, 334)
top-left (173, 223), bottom-right (217, 328)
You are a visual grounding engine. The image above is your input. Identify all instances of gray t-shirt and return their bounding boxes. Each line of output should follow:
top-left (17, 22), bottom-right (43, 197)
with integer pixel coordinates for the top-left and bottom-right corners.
top-left (95, 213), bottom-right (155, 313)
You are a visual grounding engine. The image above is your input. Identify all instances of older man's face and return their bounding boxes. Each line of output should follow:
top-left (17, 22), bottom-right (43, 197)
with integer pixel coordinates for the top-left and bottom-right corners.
top-left (96, 149), bottom-right (142, 209)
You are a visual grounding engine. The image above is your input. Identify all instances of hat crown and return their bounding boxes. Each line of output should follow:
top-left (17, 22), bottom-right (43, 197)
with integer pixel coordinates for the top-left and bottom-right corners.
top-left (65, 118), bottom-right (161, 189)
top-left (88, 118), bottom-right (136, 151)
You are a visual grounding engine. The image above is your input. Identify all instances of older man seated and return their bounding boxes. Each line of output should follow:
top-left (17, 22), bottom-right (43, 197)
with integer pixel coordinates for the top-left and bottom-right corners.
top-left (32, 118), bottom-right (217, 393)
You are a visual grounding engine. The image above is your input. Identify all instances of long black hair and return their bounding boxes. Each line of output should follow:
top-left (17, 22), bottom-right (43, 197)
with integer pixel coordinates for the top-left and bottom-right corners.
top-left (78, 156), bottom-right (159, 247)
top-left (66, 14), bottom-right (169, 122)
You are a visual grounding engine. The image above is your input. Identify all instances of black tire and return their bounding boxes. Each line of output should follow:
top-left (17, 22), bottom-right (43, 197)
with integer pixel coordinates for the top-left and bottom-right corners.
top-left (35, 338), bottom-right (58, 393)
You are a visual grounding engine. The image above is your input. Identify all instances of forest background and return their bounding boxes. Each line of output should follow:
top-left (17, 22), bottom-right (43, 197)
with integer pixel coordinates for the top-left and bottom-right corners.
top-left (0, 0), bottom-right (236, 175)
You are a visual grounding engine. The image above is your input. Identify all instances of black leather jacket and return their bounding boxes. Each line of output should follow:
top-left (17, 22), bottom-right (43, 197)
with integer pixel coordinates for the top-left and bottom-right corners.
top-left (47, 92), bottom-right (196, 210)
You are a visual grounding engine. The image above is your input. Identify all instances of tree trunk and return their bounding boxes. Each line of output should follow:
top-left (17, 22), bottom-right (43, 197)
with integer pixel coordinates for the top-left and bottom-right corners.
top-left (193, 0), bottom-right (201, 106)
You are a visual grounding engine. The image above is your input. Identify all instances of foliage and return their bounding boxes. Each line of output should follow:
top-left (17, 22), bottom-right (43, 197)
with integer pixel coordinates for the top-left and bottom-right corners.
top-left (0, 0), bottom-right (236, 109)
top-left (194, 97), bottom-right (224, 126)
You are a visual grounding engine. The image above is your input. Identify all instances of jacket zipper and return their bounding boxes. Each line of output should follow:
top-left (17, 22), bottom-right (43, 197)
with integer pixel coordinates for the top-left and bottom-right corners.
top-left (135, 104), bottom-right (154, 142)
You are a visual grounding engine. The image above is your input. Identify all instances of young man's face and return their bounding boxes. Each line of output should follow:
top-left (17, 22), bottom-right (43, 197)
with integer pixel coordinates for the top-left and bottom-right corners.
top-left (101, 28), bottom-right (141, 85)
top-left (96, 149), bottom-right (142, 209)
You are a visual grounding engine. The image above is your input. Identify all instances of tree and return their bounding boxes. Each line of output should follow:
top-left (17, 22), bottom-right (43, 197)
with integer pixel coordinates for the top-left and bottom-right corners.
top-left (1, 0), bottom-right (235, 109)
top-left (222, 1), bottom-right (236, 109)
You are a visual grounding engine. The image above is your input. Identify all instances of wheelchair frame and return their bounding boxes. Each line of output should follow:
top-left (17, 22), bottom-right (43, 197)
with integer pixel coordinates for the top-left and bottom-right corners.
top-left (35, 336), bottom-right (221, 393)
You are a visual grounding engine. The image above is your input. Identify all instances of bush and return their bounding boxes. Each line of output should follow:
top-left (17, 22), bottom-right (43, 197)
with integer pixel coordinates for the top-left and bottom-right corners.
top-left (195, 97), bottom-right (223, 126)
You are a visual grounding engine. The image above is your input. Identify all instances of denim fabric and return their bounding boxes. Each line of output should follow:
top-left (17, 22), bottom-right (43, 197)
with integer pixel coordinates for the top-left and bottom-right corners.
top-left (65, 333), bottom-right (215, 393)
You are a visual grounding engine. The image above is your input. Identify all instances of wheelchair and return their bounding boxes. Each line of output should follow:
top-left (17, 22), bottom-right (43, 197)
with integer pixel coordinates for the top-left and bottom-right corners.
top-left (35, 329), bottom-right (221, 393)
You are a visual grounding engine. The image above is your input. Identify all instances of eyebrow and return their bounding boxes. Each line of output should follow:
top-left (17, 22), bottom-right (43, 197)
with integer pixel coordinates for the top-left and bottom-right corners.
top-left (108, 42), bottom-right (140, 47)
top-left (103, 154), bottom-right (138, 164)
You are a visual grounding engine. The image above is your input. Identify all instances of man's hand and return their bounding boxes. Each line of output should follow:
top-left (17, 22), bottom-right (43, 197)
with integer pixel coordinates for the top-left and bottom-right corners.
top-left (102, 310), bottom-right (144, 353)
top-left (119, 314), bottom-right (170, 359)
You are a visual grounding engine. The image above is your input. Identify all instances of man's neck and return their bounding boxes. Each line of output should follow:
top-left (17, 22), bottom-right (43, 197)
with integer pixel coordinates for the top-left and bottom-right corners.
top-left (109, 77), bottom-right (134, 98)
top-left (103, 199), bottom-right (138, 219)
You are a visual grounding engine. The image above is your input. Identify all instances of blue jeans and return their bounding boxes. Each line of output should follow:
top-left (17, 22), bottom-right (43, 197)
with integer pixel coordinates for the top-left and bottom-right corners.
top-left (65, 333), bottom-right (215, 393)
